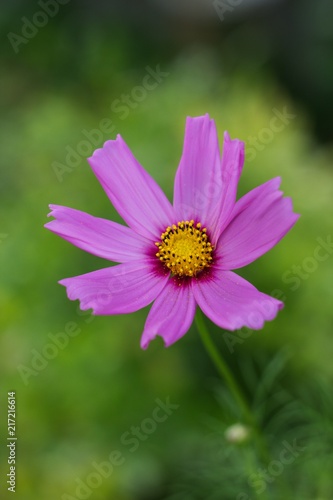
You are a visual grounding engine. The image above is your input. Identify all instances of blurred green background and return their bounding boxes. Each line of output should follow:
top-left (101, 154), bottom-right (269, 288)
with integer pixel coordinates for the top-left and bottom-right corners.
top-left (1, 1), bottom-right (333, 499)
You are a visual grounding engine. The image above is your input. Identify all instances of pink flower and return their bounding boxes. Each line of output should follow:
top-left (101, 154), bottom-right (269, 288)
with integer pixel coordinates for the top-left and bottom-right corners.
top-left (45, 114), bottom-right (299, 349)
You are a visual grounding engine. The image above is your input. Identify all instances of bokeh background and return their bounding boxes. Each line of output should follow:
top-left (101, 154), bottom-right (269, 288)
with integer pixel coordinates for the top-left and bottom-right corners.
top-left (1, 0), bottom-right (333, 499)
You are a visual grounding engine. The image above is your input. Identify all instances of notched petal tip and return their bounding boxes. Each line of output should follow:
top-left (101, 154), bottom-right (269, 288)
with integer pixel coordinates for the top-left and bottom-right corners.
top-left (277, 300), bottom-right (284, 311)
top-left (57, 262), bottom-right (169, 317)
top-left (281, 197), bottom-right (301, 228)
top-left (186, 113), bottom-right (212, 123)
top-left (87, 134), bottom-right (123, 163)
top-left (223, 130), bottom-right (244, 148)
top-left (58, 277), bottom-right (102, 314)
top-left (193, 269), bottom-right (284, 332)
top-left (140, 332), bottom-right (171, 350)
top-left (58, 278), bottom-right (78, 299)
top-left (45, 204), bottom-right (59, 219)
top-left (217, 176), bottom-right (301, 269)
top-left (223, 130), bottom-right (231, 142)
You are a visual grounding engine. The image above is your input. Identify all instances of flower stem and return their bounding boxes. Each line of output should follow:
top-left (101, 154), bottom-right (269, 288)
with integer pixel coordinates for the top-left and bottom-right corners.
top-left (195, 310), bottom-right (253, 423)
top-left (195, 309), bottom-right (269, 463)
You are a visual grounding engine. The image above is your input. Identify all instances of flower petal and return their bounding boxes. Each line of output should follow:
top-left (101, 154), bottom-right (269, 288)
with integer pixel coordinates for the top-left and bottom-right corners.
top-left (192, 268), bottom-right (283, 331)
top-left (88, 135), bottom-right (175, 240)
top-left (59, 260), bottom-right (169, 315)
top-left (45, 205), bottom-right (151, 263)
top-left (141, 280), bottom-right (196, 349)
top-left (213, 131), bottom-right (245, 240)
top-left (216, 178), bottom-right (300, 269)
top-left (173, 115), bottom-right (223, 240)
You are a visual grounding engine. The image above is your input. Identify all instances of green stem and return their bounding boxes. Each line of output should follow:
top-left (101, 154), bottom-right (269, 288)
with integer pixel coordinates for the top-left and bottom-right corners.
top-left (195, 310), bottom-right (254, 423)
top-left (195, 309), bottom-right (269, 463)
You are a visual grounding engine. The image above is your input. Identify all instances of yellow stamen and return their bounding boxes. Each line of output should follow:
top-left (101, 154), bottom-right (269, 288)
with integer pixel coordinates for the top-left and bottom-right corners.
top-left (155, 220), bottom-right (214, 277)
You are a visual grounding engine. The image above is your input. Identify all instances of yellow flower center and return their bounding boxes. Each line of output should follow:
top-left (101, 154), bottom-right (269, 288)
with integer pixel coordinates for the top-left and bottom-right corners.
top-left (155, 220), bottom-right (214, 277)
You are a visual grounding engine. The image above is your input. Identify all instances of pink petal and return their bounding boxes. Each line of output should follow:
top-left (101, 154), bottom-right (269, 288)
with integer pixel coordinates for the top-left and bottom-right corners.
top-left (173, 115), bottom-right (223, 241)
top-left (141, 280), bottom-right (196, 349)
top-left (216, 178), bottom-right (300, 269)
top-left (88, 135), bottom-right (175, 240)
top-left (45, 205), bottom-right (151, 263)
top-left (59, 260), bottom-right (169, 315)
top-left (213, 131), bottom-right (245, 240)
top-left (192, 268), bottom-right (283, 331)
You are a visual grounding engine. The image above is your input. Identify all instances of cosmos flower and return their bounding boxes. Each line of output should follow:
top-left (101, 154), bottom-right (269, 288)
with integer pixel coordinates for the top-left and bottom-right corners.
top-left (45, 114), bottom-right (299, 349)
